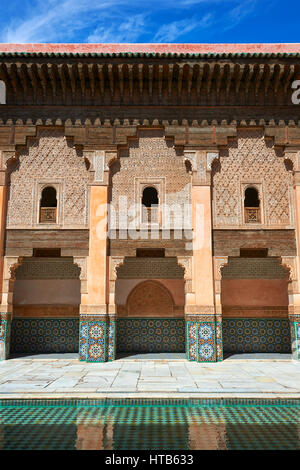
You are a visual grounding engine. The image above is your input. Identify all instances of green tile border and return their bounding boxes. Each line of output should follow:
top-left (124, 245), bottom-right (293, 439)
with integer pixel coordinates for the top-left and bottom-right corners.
top-left (0, 398), bottom-right (299, 407)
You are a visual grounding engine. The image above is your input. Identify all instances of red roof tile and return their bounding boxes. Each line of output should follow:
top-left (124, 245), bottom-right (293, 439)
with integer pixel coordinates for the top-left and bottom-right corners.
top-left (1, 43), bottom-right (300, 53)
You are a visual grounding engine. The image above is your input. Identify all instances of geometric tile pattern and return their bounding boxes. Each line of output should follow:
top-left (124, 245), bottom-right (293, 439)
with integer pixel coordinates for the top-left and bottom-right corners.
top-left (79, 320), bottom-right (107, 362)
top-left (0, 403), bottom-right (299, 450)
top-left (108, 320), bottom-right (116, 361)
top-left (117, 318), bottom-right (185, 353)
top-left (290, 321), bottom-right (300, 360)
top-left (216, 320), bottom-right (223, 362)
top-left (10, 318), bottom-right (79, 354)
top-left (186, 320), bottom-right (217, 362)
top-left (0, 317), bottom-right (11, 360)
top-left (223, 318), bottom-right (291, 353)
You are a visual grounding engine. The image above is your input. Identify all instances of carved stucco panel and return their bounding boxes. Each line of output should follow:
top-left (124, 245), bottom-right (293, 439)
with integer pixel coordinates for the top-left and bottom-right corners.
top-left (111, 130), bottom-right (191, 229)
top-left (213, 129), bottom-right (293, 227)
top-left (6, 129), bottom-right (89, 227)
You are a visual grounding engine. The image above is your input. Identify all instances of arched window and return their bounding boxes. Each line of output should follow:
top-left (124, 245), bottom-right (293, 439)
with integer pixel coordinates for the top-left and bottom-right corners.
top-left (0, 81), bottom-right (6, 104)
top-left (39, 186), bottom-right (57, 223)
top-left (141, 186), bottom-right (159, 224)
top-left (244, 187), bottom-right (260, 223)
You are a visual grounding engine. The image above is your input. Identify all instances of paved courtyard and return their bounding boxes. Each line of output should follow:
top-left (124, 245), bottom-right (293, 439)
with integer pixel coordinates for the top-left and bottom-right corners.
top-left (0, 353), bottom-right (299, 398)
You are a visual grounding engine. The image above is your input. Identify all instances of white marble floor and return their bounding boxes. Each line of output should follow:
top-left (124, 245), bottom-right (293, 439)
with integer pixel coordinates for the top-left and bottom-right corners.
top-left (0, 353), bottom-right (299, 398)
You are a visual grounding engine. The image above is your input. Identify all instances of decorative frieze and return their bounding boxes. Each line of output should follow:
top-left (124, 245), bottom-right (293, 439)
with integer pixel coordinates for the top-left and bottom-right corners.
top-left (15, 257), bottom-right (81, 280)
top-left (116, 257), bottom-right (184, 280)
top-left (221, 257), bottom-right (288, 279)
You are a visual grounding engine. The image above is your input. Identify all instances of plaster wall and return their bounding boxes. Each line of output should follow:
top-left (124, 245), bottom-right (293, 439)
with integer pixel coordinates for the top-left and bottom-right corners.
top-left (221, 279), bottom-right (289, 307)
top-left (13, 279), bottom-right (81, 305)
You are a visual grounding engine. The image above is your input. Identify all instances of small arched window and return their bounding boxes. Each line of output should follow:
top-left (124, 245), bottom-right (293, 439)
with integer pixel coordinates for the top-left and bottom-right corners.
top-left (0, 81), bottom-right (6, 104)
top-left (244, 187), bottom-right (261, 223)
top-left (39, 186), bottom-right (57, 223)
top-left (141, 186), bottom-right (159, 224)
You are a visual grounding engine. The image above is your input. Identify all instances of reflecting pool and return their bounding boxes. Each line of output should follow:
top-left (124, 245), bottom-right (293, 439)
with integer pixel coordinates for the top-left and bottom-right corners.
top-left (0, 399), bottom-right (299, 450)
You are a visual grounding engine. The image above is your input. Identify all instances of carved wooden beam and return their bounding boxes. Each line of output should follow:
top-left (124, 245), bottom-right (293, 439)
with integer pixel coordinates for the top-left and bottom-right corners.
top-left (263, 64), bottom-right (273, 100)
top-left (97, 64), bottom-right (105, 101)
top-left (206, 64), bottom-right (213, 100)
top-left (244, 64), bottom-right (255, 102)
top-left (8, 64), bottom-right (19, 103)
top-left (78, 63), bottom-right (87, 101)
top-left (234, 64), bottom-right (245, 100)
top-left (158, 64), bottom-right (163, 102)
top-left (19, 64), bottom-right (30, 103)
top-left (138, 64), bottom-right (143, 98)
top-left (283, 64), bottom-right (295, 100)
top-left (57, 64), bottom-right (67, 104)
top-left (148, 64), bottom-right (153, 102)
top-left (177, 64), bottom-right (184, 101)
top-left (47, 64), bottom-right (57, 104)
top-left (195, 64), bottom-right (203, 102)
top-left (117, 64), bottom-right (124, 103)
top-left (224, 64), bottom-right (233, 103)
top-left (26, 64), bottom-right (37, 104)
top-left (88, 63), bottom-right (95, 99)
top-left (215, 64), bottom-right (223, 103)
top-left (254, 64), bottom-right (265, 104)
top-left (187, 64), bottom-right (193, 101)
top-left (67, 64), bottom-right (76, 103)
top-left (127, 64), bottom-right (133, 101)
top-left (107, 63), bottom-right (114, 101)
top-left (167, 63), bottom-right (174, 102)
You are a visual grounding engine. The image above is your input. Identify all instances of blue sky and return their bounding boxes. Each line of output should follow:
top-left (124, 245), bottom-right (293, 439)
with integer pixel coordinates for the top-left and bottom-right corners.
top-left (0, 0), bottom-right (299, 44)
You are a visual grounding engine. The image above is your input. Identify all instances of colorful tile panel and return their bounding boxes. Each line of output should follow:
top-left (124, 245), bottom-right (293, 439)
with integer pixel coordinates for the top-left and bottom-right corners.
top-left (108, 320), bottom-right (116, 361)
top-left (186, 320), bottom-right (217, 362)
top-left (290, 321), bottom-right (300, 360)
top-left (117, 318), bottom-right (185, 353)
top-left (0, 317), bottom-right (11, 360)
top-left (10, 318), bottom-right (79, 354)
top-left (216, 321), bottom-right (223, 362)
top-left (223, 318), bottom-right (291, 353)
top-left (79, 320), bottom-right (107, 362)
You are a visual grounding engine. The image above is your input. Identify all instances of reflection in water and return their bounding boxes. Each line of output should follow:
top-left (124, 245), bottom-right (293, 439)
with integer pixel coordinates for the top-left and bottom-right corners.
top-left (0, 404), bottom-right (299, 450)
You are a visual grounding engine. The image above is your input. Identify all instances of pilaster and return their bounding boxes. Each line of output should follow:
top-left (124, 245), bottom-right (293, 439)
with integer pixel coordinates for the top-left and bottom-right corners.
top-left (185, 150), bottom-right (221, 362)
top-left (287, 149), bottom-right (300, 360)
top-left (0, 158), bottom-right (9, 360)
top-left (79, 150), bottom-right (110, 362)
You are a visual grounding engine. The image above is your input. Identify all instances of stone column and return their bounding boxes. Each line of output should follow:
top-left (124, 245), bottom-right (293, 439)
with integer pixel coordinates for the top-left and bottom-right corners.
top-left (0, 256), bottom-right (21, 360)
top-left (0, 163), bottom-right (9, 361)
top-left (79, 151), bottom-right (110, 362)
top-left (185, 151), bottom-right (221, 362)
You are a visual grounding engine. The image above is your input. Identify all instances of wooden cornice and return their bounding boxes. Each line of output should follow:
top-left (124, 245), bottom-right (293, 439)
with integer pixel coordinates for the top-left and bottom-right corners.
top-left (0, 59), bottom-right (299, 106)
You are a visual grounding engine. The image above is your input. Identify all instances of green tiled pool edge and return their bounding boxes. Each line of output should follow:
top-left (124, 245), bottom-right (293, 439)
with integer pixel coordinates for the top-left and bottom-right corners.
top-left (1, 398), bottom-right (300, 407)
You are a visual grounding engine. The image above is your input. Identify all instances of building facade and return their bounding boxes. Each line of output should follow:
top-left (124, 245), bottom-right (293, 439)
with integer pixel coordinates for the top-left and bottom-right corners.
top-left (0, 43), bottom-right (300, 362)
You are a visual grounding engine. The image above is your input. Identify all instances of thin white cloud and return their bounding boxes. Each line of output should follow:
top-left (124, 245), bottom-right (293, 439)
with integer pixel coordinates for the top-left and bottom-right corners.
top-left (87, 14), bottom-right (146, 43)
top-left (222, 0), bottom-right (258, 31)
top-left (1, 0), bottom-right (124, 43)
top-left (153, 14), bottom-right (213, 42)
top-left (0, 0), bottom-right (266, 44)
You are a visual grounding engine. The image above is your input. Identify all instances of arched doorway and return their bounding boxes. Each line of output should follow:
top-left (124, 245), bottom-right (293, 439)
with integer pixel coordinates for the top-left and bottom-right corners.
top-left (221, 255), bottom-right (291, 355)
top-left (116, 272), bottom-right (185, 355)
